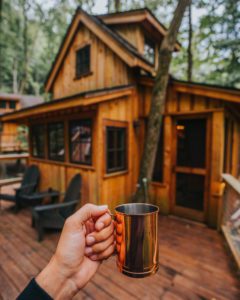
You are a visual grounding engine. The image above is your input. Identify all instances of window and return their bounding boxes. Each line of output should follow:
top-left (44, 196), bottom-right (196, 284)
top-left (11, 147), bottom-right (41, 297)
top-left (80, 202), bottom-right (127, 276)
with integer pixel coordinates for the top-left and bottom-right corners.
top-left (76, 45), bottom-right (91, 78)
top-left (9, 101), bottom-right (16, 109)
top-left (32, 124), bottom-right (45, 158)
top-left (48, 122), bottom-right (65, 161)
top-left (106, 126), bottom-right (127, 173)
top-left (69, 119), bottom-right (92, 165)
top-left (0, 100), bottom-right (7, 109)
top-left (152, 124), bottom-right (164, 182)
top-left (144, 38), bottom-right (155, 64)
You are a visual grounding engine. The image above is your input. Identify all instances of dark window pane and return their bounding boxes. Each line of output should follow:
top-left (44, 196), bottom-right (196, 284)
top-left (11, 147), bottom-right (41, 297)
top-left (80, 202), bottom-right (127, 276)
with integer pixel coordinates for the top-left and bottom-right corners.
top-left (32, 124), bottom-right (45, 158)
top-left (69, 119), bottom-right (92, 165)
top-left (153, 124), bottom-right (164, 182)
top-left (9, 102), bottom-right (16, 109)
top-left (177, 119), bottom-right (206, 168)
top-left (48, 123), bottom-right (65, 161)
top-left (0, 100), bottom-right (7, 109)
top-left (76, 45), bottom-right (90, 77)
top-left (176, 173), bottom-right (205, 211)
top-left (106, 126), bottom-right (127, 173)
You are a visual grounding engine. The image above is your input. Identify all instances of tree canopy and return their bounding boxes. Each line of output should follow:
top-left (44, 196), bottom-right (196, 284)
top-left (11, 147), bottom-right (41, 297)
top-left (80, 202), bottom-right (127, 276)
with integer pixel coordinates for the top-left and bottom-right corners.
top-left (0, 0), bottom-right (239, 96)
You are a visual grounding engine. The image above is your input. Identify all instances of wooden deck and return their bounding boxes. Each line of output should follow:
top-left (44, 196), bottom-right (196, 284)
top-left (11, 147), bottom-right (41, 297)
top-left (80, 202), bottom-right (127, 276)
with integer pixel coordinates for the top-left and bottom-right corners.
top-left (0, 200), bottom-right (239, 299)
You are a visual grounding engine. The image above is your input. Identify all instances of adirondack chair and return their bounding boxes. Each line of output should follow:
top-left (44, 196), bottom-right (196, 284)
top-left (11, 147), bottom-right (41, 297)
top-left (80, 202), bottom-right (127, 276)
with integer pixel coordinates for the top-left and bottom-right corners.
top-left (0, 165), bottom-right (40, 212)
top-left (32, 173), bottom-right (81, 241)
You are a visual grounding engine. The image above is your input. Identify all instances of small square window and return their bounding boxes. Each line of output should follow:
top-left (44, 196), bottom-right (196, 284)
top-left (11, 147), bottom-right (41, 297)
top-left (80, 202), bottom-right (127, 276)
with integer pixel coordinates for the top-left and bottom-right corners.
top-left (9, 102), bottom-right (16, 109)
top-left (106, 126), bottom-right (127, 173)
top-left (76, 45), bottom-right (91, 78)
top-left (0, 101), bottom-right (7, 109)
top-left (69, 119), bottom-right (92, 165)
top-left (48, 122), bottom-right (65, 161)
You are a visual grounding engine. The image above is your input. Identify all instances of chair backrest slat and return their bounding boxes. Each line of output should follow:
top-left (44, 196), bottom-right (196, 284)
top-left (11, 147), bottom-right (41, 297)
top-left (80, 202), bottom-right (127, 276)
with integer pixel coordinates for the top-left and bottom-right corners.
top-left (60, 174), bottom-right (81, 218)
top-left (20, 165), bottom-right (40, 195)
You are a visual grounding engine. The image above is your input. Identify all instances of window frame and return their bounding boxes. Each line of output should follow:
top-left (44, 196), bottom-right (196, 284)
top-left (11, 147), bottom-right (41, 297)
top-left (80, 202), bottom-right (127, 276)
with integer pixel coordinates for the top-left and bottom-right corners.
top-left (75, 44), bottom-right (91, 79)
top-left (104, 120), bottom-right (128, 175)
top-left (47, 122), bottom-right (65, 162)
top-left (31, 124), bottom-right (46, 159)
top-left (69, 118), bottom-right (93, 166)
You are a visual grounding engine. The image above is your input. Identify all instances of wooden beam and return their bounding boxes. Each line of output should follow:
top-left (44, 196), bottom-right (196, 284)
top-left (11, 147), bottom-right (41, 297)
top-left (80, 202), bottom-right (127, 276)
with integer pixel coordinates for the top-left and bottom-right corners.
top-left (173, 82), bottom-right (240, 104)
top-left (1, 87), bottom-right (134, 123)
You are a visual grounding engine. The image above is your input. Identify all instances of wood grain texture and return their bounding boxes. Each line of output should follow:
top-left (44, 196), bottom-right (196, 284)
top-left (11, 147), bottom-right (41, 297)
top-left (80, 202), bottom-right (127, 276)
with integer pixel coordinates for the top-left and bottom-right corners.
top-left (0, 201), bottom-right (239, 300)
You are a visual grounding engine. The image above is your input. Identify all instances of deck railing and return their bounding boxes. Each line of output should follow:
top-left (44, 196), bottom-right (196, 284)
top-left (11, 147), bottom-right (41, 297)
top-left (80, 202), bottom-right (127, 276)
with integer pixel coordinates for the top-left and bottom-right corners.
top-left (222, 173), bottom-right (240, 270)
top-left (0, 153), bottom-right (29, 180)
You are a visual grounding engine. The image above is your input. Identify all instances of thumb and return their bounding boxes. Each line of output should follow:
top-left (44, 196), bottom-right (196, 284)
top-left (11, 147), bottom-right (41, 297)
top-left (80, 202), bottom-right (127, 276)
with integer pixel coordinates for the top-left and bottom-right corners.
top-left (71, 203), bottom-right (108, 227)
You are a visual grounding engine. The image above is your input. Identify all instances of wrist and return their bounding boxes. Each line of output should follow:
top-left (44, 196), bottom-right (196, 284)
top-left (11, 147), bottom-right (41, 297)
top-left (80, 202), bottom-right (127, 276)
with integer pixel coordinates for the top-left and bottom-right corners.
top-left (36, 255), bottom-right (79, 300)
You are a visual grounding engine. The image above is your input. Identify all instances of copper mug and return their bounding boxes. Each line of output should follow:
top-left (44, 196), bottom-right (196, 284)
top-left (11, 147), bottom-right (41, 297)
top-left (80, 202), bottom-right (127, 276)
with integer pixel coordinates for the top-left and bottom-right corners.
top-left (114, 203), bottom-right (159, 278)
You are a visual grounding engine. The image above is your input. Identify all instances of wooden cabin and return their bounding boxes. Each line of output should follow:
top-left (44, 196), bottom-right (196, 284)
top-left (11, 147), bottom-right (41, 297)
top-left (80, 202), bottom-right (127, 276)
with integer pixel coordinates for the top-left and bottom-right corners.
top-left (1, 8), bottom-right (240, 228)
top-left (0, 93), bottom-right (43, 152)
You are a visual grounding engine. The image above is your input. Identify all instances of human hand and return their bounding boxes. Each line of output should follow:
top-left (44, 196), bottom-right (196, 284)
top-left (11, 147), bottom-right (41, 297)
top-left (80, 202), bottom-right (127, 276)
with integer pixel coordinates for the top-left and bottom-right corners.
top-left (36, 204), bottom-right (115, 299)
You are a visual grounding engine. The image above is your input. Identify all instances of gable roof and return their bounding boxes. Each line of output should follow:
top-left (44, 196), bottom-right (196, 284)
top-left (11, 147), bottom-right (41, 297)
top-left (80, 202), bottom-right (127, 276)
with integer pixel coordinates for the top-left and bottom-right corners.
top-left (97, 8), bottom-right (181, 51)
top-left (45, 8), bottom-right (155, 93)
top-left (0, 93), bottom-right (43, 108)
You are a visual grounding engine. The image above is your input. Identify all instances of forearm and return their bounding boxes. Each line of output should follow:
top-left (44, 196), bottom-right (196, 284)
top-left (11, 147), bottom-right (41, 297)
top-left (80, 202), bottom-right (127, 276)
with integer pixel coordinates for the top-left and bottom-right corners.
top-left (36, 255), bottom-right (79, 300)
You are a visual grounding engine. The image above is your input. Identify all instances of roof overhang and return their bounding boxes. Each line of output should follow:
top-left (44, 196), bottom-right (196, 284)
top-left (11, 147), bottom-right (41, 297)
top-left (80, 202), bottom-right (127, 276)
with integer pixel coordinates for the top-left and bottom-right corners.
top-left (0, 85), bottom-right (134, 124)
top-left (45, 8), bottom-right (153, 93)
top-left (98, 9), bottom-right (181, 51)
top-left (139, 76), bottom-right (240, 104)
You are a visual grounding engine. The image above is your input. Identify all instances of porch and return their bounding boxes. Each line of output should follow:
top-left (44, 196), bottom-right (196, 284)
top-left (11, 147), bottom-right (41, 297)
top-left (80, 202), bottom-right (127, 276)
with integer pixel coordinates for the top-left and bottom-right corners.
top-left (0, 190), bottom-right (239, 299)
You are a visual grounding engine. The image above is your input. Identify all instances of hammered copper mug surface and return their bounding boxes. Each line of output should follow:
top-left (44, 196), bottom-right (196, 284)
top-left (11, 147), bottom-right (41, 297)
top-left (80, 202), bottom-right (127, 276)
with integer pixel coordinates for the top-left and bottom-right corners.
top-left (115, 203), bottom-right (159, 278)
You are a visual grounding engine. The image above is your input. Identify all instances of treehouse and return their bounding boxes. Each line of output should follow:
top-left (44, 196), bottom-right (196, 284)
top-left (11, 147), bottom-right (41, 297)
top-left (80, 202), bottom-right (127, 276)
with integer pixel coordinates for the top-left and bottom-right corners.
top-left (0, 93), bottom-right (43, 153)
top-left (1, 7), bottom-right (240, 228)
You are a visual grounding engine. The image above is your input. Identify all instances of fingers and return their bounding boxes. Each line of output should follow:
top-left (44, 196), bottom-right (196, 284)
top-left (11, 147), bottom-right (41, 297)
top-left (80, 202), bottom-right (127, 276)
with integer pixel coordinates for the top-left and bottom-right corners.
top-left (94, 213), bottom-right (112, 231)
top-left (85, 234), bottom-right (114, 256)
top-left (89, 243), bottom-right (115, 261)
top-left (86, 222), bottom-right (114, 246)
top-left (69, 204), bottom-right (108, 229)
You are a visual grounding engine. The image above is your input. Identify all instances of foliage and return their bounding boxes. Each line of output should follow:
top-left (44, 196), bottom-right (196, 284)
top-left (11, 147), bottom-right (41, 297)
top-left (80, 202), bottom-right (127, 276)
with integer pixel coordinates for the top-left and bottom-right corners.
top-left (0, 0), bottom-right (239, 94)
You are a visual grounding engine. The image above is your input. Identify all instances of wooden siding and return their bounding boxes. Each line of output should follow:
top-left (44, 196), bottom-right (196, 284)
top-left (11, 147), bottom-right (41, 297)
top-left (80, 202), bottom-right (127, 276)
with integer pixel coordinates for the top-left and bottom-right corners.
top-left (52, 25), bottom-right (134, 99)
top-left (97, 93), bottom-right (140, 212)
top-left (113, 24), bottom-right (145, 53)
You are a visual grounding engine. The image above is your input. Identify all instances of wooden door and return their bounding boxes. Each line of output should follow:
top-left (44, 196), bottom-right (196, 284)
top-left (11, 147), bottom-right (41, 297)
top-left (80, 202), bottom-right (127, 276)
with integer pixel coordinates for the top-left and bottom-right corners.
top-left (172, 116), bottom-right (210, 222)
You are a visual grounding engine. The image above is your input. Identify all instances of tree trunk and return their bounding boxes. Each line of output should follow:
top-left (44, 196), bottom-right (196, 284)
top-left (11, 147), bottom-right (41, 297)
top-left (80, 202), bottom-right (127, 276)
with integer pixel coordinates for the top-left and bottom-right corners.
top-left (13, 59), bottom-right (18, 93)
top-left (115, 0), bottom-right (120, 12)
top-left (19, 0), bottom-right (30, 94)
top-left (0, 0), bottom-right (3, 89)
top-left (134, 0), bottom-right (191, 203)
top-left (187, 2), bottom-right (193, 81)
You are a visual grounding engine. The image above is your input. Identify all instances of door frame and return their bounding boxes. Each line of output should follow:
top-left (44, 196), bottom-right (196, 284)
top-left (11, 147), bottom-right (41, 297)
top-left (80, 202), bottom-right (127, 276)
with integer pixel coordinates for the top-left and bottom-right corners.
top-left (170, 114), bottom-right (212, 222)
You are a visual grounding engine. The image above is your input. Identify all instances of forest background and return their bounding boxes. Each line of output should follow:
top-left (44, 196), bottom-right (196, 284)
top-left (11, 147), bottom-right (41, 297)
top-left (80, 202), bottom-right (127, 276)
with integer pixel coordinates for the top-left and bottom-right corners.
top-left (0, 0), bottom-right (239, 99)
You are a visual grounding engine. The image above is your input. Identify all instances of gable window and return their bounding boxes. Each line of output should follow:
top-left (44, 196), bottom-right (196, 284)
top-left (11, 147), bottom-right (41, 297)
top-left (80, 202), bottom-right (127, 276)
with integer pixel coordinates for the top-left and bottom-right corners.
top-left (48, 122), bottom-right (65, 161)
top-left (144, 38), bottom-right (155, 64)
top-left (76, 45), bottom-right (91, 78)
top-left (9, 101), bottom-right (16, 109)
top-left (69, 119), bottom-right (92, 165)
top-left (0, 100), bottom-right (7, 109)
top-left (106, 126), bottom-right (127, 173)
top-left (32, 124), bottom-right (45, 158)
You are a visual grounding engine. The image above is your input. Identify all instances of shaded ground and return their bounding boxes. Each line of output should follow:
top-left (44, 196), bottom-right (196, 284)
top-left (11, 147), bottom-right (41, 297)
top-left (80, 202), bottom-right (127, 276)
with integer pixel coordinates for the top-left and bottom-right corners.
top-left (0, 187), bottom-right (239, 299)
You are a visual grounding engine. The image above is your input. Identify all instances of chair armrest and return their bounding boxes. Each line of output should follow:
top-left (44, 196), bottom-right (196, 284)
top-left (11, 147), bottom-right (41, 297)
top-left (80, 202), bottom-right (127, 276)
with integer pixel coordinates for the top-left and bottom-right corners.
top-left (33, 200), bottom-right (79, 213)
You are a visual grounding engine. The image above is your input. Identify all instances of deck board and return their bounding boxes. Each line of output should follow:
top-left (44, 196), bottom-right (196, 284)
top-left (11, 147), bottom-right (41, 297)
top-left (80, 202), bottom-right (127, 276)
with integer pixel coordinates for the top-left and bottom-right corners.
top-left (0, 199), bottom-right (239, 299)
